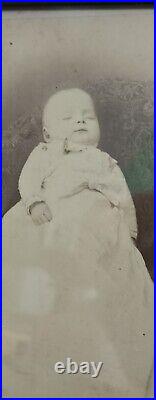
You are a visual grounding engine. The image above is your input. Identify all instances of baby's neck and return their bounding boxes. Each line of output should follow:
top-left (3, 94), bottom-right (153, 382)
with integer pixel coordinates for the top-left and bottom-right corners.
top-left (46, 139), bottom-right (97, 154)
top-left (46, 139), bottom-right (65, 155)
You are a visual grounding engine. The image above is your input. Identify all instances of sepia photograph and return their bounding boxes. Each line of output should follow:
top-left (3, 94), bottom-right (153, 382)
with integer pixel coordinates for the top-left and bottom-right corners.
top-left (2, 5), bottom-right (154, 398)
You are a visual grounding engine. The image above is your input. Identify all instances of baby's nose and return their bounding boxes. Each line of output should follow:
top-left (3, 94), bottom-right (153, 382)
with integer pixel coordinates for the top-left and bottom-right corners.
top-left (76, 117), bottom-right (86, 124)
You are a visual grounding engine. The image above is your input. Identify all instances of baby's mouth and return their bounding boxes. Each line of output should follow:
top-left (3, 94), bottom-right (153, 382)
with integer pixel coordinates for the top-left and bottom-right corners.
top-left (74, 128), bottom-right (88, 133)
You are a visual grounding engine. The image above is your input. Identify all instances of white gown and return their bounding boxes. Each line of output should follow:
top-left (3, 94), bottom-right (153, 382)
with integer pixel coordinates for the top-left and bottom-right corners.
top-left (3, 143), bottom-right (153, 398)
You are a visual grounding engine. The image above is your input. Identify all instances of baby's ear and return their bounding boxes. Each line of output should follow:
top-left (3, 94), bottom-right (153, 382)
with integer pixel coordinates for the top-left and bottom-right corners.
top-left (43, 127), bottom-right (51, 143)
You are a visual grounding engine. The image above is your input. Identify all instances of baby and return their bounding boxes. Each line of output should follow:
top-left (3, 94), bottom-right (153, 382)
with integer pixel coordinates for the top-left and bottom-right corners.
top-left (3, 88), bottom-right (153, 398)
top-left (19, 88), bottom-right (102, 223)
top-left (18, 88), bottom-right (137, 239)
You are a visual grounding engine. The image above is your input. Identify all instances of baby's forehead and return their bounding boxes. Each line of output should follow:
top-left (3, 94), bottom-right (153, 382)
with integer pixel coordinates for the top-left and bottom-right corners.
top-left (43, 90), bottom-right (95, 120)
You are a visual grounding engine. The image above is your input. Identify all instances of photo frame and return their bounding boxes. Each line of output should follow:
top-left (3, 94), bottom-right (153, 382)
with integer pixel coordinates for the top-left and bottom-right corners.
top-left (2, 2), bottom-right (154, 398)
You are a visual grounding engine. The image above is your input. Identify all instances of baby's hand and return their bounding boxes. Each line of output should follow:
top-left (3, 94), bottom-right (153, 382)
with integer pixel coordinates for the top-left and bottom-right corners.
top-left (30, 202), bottom-right (52, 225)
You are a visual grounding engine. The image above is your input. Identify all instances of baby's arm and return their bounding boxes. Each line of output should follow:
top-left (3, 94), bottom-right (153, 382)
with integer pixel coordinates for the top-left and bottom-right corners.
top-left (18, 143), bottom-right (52, 224)
top-left (90, 153), bottom-right (137, 239)
top-left (109, 163), bottom-right (138, 239)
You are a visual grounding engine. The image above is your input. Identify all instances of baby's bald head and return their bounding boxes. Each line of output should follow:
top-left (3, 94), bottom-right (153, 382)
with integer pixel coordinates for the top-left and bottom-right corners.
top-left (43, 88), bottom-right (100, 146)
top-left (43, 88), bottom-right (94, 126)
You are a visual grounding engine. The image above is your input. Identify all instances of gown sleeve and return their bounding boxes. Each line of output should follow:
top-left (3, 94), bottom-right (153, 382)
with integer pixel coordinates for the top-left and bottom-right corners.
top-left (18, 143), bottom-right (49, 214)
top-left (91, 152), bottom-right (138, 239)
top-left (108, 160), bottom-right (138, 239)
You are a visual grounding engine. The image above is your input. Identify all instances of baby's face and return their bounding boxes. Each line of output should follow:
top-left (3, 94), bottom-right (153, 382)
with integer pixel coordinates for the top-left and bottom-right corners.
top-left (43, 89), bottom-right (100, 147)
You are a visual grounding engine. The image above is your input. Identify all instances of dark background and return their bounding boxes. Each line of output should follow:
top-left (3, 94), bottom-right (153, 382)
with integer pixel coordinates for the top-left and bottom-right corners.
top-left (3, 9), bottom-right (153, 279)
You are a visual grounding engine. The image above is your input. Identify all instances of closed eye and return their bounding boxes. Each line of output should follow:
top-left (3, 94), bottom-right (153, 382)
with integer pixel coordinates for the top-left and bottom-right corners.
top-left (62, 116), bottom-right (72, 120)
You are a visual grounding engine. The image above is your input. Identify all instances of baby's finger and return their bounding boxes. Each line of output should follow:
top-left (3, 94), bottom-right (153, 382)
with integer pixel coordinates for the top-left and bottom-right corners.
top-left (35, 218), bottom-right (43, 225)
top-left (32, 216), bottom-right (41, 225)
top-left (39, 215), bottom-right (48, 224)
top-left (41, 214), bottom-right (50, 224)
top-left (34, 215), bottom-right (45, 225)
top-left (43, 215), bottom-right (51, 223)
top-left (43, 208), bottom-right (52, 221)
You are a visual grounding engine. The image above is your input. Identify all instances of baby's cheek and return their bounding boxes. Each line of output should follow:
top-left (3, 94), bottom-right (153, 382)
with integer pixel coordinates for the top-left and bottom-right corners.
top-left (58, 123), bottom-right (73, 140)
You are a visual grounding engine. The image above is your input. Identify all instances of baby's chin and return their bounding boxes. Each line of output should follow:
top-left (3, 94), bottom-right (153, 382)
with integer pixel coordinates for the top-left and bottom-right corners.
top-left (70, 135), bottom-right (97, 147)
